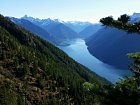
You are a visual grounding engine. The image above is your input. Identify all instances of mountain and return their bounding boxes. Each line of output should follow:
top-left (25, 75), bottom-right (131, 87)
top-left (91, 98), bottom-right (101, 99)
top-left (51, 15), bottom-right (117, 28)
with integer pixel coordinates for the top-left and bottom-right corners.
top-left (22, 15), bottom-right (61, 27)
top-left (79, 24), bottom-right (102, 38)
top-left (130, 13), bottom-right (140, 23)
top-left (10, 17), bottom-right (58, 44)
top-left (0, 14), bottom-right (109, 105)
top-left (22, 15), bottom-right (93, 33)
top-left (44, 23), bottom-right (79, 43)
top-left (21, 15), bottom-right (79, 44)
top-left (64, 21), bottom-right (93, 33)
top-left (86, 26), bottom-right (140, 69)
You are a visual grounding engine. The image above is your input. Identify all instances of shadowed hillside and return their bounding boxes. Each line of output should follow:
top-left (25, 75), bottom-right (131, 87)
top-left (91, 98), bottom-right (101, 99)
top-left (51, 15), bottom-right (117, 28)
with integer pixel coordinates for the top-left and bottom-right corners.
top-left (0, 14), bottom-right (108, 105)
top-left (86, 14), bottom-right (140, 69)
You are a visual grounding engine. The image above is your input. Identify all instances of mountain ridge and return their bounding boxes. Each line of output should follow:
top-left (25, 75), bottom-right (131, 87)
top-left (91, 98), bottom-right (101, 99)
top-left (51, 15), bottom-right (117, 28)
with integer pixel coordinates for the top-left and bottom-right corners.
top-left (0, 14), bottom-right (109, 105)
top-left (21, 15), bottom-right (93, 32)
top-left (79, 24), bottom-right (102, 38)
top-left (86, 14), bottom-right (140, 69)
top-left (20, 15), bottom-right (80, 44)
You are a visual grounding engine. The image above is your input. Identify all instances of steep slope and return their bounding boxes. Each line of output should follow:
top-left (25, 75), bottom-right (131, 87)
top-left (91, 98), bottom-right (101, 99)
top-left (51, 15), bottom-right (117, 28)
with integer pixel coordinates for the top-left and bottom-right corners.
top-left (79, 24), bottom-right (102, 38)
top-left (45, 23), bottom-right (79, 43)
top-left (10, 17), bottom-right (58, 44)
top-left (22, 15), bottom-right (79, 44)
top-left (86, 26), bottom-right (140, 69)
top-left (0, 15), bottom-right (108, 105)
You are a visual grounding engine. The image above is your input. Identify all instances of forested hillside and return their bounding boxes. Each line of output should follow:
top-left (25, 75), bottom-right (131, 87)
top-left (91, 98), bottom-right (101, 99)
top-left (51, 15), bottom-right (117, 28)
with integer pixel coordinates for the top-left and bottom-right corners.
top-left (86, 14), bottom-right (140, 69)
top-left (0, 14), bottom-right (109, 105)
top-left (1, 14), bottom-right (140, 105)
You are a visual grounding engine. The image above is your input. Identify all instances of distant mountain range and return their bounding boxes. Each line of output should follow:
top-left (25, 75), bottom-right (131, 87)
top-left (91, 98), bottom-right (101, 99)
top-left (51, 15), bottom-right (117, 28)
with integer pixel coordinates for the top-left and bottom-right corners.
top-left (130, 13), bottom-right (140, 23)
top-left (79, 24), bottom-right (102, 38)
top-left (10, 15), bottom-right (100, 45)
top-left (22, 15), bottom-right (93, 33)
top-left (1, 14), bottom-right (108, 105)
top-left (10, 17), bottom-right (58, 44)
top-left (64, 21), bottom-right (93, 33)
top-left (11, 16), bottom-right (79, 45)
top-left (86, 13), bottom-right (140, 69)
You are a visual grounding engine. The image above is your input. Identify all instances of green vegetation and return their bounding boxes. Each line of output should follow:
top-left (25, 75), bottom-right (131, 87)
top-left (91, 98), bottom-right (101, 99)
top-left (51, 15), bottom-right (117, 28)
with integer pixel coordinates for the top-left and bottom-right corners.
top-left (104, 53), bottom-right (140, 105)
top-left (99, 14), bottom-right (140, 105)
top-left (1, 13), bottom-right (140, 105)
top-left (0, 14), bottom-right (110, 105)
top-left (118, 14), bottom-right (130, 24)
top-left (100, 14), bottom-right (140, 34)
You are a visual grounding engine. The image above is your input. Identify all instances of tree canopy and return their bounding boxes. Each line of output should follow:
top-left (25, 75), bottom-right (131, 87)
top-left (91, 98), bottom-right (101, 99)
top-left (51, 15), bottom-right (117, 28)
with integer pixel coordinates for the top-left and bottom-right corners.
top-left (118, 14), bottom-right (130, 24)
top-left (100, 16), bottom-right (113, 26)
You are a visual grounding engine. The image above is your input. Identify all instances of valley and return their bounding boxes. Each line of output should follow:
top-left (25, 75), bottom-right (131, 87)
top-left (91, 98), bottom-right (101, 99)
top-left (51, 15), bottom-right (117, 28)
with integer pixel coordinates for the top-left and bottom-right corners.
top-left (10, 14), bottom-right (138, 83)
top-left (1, 10), bottom-right (140, 104)
top-left (1, 0), bottom-right (140, 104)
top-left (58, 38), bottom-right (132, 83)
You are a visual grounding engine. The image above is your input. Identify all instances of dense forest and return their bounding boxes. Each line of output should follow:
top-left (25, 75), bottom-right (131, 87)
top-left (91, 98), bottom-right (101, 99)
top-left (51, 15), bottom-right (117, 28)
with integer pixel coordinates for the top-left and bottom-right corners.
top-left (0, 14), bottom-right (140, 105)
top-left (0, 14), bottom-right (110, 105)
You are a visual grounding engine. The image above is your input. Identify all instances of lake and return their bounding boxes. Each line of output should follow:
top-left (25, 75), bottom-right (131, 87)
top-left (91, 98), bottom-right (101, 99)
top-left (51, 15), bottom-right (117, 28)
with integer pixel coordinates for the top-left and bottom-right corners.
top-left (58, 38), bottom-right (132, 84)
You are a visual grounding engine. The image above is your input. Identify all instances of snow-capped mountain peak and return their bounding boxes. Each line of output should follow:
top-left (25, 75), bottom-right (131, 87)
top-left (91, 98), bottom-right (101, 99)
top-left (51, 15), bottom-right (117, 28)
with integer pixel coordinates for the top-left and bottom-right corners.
top-left (131, 13), bottom-right (140, 19)
top-left (65, 21), bottom-right (92, 25)
top-left (130, 13), bottom-right (140, 23)
top-left (22, 15), bottom-right (41, 22)
top-left (20, 15), bottom-right (94, 32)
top-left (21, 15), bottom-right (61, 26)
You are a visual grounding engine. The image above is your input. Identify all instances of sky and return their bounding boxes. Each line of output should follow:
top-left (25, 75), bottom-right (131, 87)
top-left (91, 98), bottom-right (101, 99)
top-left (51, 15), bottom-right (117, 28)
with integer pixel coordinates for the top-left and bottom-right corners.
top-left (0, 0), bottom-right (140, 23)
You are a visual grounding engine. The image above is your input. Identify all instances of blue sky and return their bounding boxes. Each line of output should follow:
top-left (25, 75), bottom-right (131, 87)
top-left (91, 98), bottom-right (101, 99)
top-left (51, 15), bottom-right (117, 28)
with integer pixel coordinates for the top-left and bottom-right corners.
top-left (0, 0), bottom-right (140, 23)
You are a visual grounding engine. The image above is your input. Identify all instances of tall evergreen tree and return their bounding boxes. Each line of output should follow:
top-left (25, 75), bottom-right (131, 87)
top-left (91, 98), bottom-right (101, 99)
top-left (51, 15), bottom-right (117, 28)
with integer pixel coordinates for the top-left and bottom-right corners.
top-left (118, 14), bottom-right (130, 24)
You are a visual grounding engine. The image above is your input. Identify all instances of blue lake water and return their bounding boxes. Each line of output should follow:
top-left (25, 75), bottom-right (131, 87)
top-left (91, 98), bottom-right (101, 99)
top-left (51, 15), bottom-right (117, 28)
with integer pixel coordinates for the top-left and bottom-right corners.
top-left (58, 38), bottom-right (132, 84)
